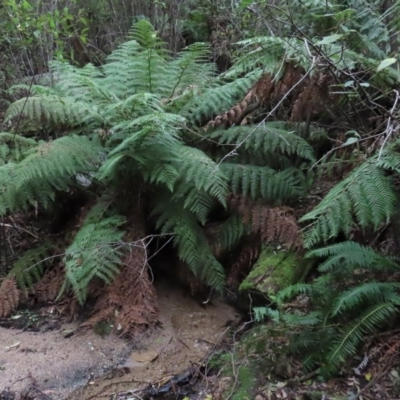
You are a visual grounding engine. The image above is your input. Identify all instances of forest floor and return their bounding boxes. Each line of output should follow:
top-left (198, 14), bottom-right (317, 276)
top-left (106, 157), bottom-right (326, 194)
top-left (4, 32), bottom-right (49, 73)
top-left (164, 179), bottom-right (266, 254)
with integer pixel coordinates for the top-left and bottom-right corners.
top-left (0, 277), bottom-right (241, 400)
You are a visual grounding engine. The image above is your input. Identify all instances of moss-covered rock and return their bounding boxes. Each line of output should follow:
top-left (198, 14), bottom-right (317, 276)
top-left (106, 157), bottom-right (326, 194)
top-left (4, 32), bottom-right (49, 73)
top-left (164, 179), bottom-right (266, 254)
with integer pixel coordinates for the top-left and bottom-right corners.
top-left (239, 246), bottom-right (312, 297)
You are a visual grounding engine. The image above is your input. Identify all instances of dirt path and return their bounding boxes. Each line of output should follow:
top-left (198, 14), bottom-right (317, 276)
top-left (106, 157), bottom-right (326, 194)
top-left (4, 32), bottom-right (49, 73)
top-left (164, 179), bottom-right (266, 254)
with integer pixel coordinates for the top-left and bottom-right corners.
top-left (0, 278), bottom-right (240, 399)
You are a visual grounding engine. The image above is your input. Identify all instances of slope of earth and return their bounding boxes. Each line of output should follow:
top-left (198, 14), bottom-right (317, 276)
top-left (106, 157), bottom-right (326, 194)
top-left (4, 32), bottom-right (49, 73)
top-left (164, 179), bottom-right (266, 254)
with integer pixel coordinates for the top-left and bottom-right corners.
top-left (0, 278), bottom-right (241, 399)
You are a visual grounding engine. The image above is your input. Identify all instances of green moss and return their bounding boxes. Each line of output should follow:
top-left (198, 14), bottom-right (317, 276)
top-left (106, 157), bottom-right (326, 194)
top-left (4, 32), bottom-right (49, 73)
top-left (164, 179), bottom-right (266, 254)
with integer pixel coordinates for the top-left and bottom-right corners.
top-left (93, 321), bottom-right (113, 337)
top-left (211, 350), bottom-right (257, 400)
top-left (232, 364), bottom-right (254, 400)
top-left (239, 246), bottom-right (302, 295)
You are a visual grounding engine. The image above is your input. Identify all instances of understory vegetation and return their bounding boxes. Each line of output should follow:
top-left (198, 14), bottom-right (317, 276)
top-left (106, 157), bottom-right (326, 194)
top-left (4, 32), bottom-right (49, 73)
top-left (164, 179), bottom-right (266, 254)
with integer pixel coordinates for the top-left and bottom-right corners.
top-left (2, 0), bottom-right (400, 391)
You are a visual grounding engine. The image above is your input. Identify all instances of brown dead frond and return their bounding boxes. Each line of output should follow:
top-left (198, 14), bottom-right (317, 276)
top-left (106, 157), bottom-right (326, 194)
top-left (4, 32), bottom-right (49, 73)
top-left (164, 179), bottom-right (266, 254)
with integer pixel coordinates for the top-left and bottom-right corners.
top-left (0, 277), bottom-right (20, 317)
top-left (229, 195), bottom-right (302, 249)
top-left (290, 73), bottom-right (333, 122)
top-left (203, 63), bottom-right (342, 131)
top-left (34, 264), bottom-right (64, 303)
top-left (271, 63), bottom-right (306, 103)
top-left (204, 98), bottom-right (261, 131)
top-left (227, 237), bottom-right (261, 290)
top-left (82, 243), bottom-right (159, 337)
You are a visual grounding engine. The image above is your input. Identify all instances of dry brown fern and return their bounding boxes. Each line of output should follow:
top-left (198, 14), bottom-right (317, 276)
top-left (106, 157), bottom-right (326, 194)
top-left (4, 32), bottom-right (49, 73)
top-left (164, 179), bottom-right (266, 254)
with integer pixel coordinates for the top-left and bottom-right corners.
top-left (227, 237), bottom-right (261, 290)
top-left (290, 73), bottom-right (333, 122)
top-left (229, 195), bottom-right (302, 249)
top-left (0, 277), bottom-right (20, 317)
top-left (33, 264), bottom-right (64, 303)
top-left (83, 249), bottom-right (158, 336)
top-left (204, 63), bottom-right (341, 131)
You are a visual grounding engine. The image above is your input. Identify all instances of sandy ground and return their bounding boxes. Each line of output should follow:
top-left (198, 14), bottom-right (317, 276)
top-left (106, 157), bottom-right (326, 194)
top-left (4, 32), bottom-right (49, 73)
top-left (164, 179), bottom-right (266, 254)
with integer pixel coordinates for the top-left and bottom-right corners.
top-left (0, 278), bottom-right (241, 399)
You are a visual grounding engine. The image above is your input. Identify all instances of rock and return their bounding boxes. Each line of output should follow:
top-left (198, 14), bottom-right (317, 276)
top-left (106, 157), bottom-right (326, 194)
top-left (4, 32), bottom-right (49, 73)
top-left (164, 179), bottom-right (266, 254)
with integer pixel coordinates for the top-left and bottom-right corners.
top-left (239, 245), bottom-right (314, 297)
top-left (0, 388), bottom-right (15, 400)
top-left (61, 329), bottom-right (75, 338)
top-left (129, 350), bottom-right (159, 363)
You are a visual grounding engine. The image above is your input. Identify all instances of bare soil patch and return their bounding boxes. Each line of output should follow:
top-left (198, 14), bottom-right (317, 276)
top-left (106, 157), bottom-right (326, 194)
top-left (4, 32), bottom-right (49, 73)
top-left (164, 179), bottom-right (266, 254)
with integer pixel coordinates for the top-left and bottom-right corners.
top-left (0, 278), bottom-right (240, 399)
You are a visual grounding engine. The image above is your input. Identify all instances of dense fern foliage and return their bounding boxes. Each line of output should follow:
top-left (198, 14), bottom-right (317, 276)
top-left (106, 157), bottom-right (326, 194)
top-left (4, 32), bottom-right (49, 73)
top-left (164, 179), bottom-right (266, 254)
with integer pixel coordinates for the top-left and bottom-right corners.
top-left (256, 242), bottom-right (400, 376)
top-left (222, 0), bottom-right (400, 379)
top-left (2, 20), bottom-right (313, 303)
top-left (3, 2), bottom-right (400, 376)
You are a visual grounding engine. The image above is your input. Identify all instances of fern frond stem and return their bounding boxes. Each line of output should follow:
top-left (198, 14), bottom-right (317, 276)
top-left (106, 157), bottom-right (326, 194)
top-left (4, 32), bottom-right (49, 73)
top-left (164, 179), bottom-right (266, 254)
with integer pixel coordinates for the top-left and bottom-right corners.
top-left (378, 89), bottom-right (400, 160)
top-left (0, 221), bottom-right (38, 239)
top-left (217, 60), bottom-right (316, 166)
top-left (146, 235), bottom-right (174, 263)
top-left (12, 75), bottom-right (35, 142)
top-left (21, 233), bottom-right (174, 274)
top-left (309, 132), bottom-right (384, 171)
top-left (148, 49), bottom-right (153, 93)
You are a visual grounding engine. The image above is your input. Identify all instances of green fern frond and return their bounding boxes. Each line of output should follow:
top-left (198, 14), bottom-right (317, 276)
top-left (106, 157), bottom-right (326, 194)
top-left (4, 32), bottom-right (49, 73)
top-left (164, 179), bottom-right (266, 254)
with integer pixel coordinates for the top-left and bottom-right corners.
top-left (7, 244), bottom-right (52, 295)
top-left (376, 146), bottom-right (400, 173)
top-left (152, 201), bottom-right (225, 292)
top-left (0, 132), bottom-right (36, 164)
top-left (4, 95), bottom-right (99, 130)
top-left (0, 135), bottom-right (102, 215)
top-left (180, 71), bottom-right (261, 124)
top-left (49, 61), bottom-right (107, 104)
top-left (169, 183), bottom-right (216, 224)
top-left (326, 302), bottom-right (398, 373)
top-left (308, 241), bottom-right (400, 273)
top-left (209, 124), bottom-right (316, 162)
top-left (215, 214), bottom-right (245, 251)
top-left (128, 19), bottom-right (168, 52)
top-left (102, 21), bottom-right (170, 98)
top-left (221, 163), bottom-right (304, 203)
top-left (229, 36), bottom-right (310, 76)
top-left (301, 162), bottom-right (395, 247)
top-left (330, 282), bottom-right (400, 317)
top-left (177, 146), bottom-right (229, 205)
top-left (64, 203), bottom-right (126, 304)
top-left (168, 42), bottom-right (215, 96)
top-left (282, 311), bottom-right (323, 326)
top-left (277, 281), bottom-right (329, 303)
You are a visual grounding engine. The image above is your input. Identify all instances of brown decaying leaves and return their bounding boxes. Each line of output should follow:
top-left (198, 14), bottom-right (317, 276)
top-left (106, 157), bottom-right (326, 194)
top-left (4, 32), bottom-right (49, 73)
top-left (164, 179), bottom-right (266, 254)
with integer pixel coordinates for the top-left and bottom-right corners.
top-left (0, 277), bottom-right (20, 317)
top-left (229, 195), bottom-right (302, 249)
top-left (204, 63), bottom-right (334, 131)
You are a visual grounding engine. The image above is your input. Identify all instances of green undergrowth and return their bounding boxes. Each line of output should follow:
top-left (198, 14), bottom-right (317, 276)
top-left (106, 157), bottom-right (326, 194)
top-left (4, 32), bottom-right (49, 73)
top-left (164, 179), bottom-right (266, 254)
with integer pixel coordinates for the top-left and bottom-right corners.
top-left (208, 350), bottom-right (258, 400)
top-left (208, 325), bottom-right (352, 399)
